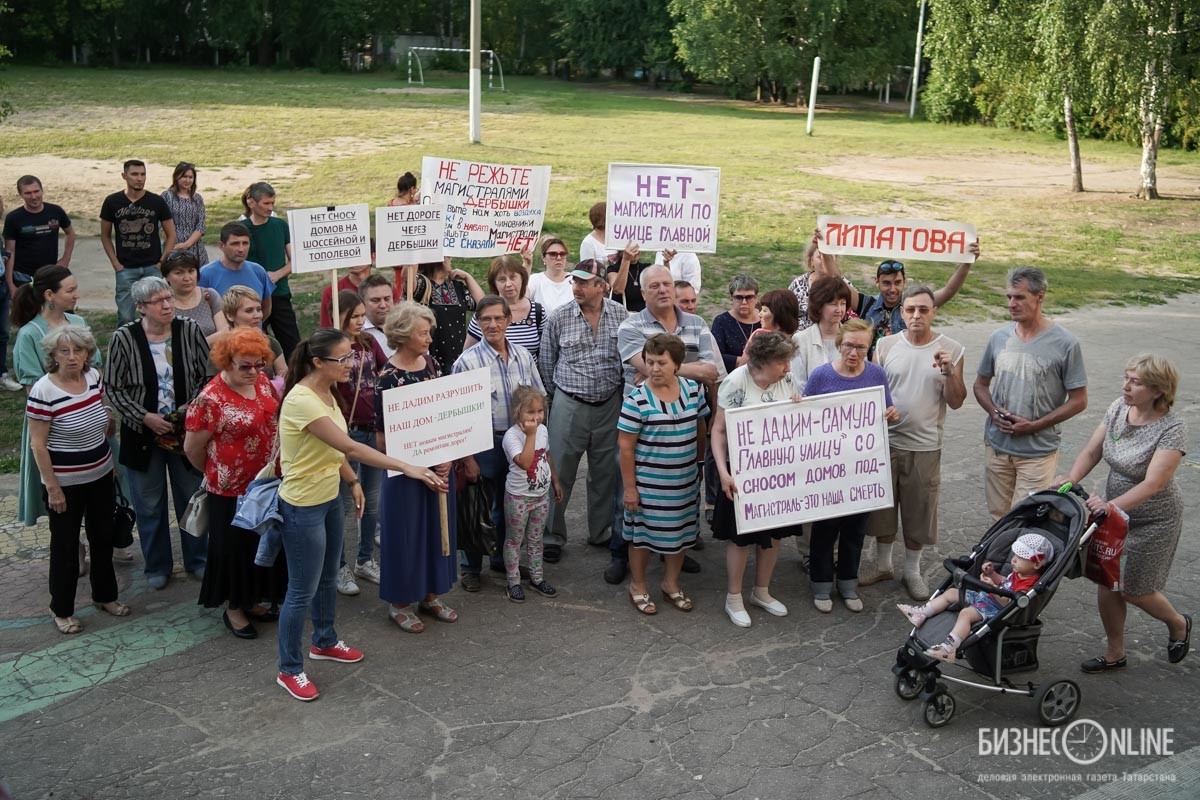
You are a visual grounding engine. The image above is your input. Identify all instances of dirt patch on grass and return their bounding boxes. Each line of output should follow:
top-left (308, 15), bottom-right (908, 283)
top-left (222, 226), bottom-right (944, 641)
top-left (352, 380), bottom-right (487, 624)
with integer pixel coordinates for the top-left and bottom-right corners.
top-left (368, 87), bottom-right (466, 95)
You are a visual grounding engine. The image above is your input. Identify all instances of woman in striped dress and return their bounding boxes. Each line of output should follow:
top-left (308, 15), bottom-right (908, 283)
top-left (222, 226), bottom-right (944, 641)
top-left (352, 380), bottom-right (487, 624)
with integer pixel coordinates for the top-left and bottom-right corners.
top-left (619, 333), bottom-right (708, 615)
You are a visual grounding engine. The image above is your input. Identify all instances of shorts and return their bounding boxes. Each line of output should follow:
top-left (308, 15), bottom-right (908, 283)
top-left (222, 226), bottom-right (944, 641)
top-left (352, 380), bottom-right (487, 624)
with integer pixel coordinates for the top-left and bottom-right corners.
top-left (965, 589), bottom-right (1004, 620)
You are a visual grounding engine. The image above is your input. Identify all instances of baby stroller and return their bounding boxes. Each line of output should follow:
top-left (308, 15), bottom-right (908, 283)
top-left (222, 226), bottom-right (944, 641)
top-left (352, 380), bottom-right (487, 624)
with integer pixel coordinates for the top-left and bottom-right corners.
top-left (891, 486), bottom-right (1101, 728)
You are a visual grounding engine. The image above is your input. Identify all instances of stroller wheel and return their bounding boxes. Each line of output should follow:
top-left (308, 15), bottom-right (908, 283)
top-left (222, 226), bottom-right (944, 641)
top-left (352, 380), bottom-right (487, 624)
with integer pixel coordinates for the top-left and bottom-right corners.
top-left (923, 690), bottom-right (956, 728)
top-left (894, 668), bottom-right (922, 701)
top-left (1034, 679), bottom-right (1081, 727)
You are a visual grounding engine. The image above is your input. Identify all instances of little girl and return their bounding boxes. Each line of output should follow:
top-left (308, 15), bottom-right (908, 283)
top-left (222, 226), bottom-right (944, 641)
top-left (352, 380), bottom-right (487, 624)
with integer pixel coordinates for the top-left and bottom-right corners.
top-left (501, 386), bottom-right (563, 603)
top-left (897, 532), bottom-right (1053, 664)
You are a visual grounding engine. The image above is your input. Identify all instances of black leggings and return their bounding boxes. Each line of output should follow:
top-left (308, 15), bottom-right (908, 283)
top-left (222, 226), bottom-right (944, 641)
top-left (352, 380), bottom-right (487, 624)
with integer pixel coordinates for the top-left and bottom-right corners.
top-left (46, 472), bottom-right (117, 617)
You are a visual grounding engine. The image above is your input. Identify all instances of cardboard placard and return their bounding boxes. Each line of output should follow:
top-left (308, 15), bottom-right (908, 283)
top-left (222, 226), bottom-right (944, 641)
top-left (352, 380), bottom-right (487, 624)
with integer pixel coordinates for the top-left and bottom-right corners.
top-left (606, 163), bottom-right (720, 253)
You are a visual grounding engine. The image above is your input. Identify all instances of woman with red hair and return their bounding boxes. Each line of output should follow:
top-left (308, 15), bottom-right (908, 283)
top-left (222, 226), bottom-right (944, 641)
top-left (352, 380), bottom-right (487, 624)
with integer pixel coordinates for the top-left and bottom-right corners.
top-left (185, 327), bottom-right (287, 639)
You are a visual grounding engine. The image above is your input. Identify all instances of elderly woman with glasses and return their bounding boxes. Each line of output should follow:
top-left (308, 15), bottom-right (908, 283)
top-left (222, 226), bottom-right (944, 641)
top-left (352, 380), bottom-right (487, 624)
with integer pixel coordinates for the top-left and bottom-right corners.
top-left (185, 327), bottom-right (287, 639)
top-left (106, 276), bottom-right (212, 590)
top-left (802, 319), bottom-right (899, 614)
top-left (709, 275), bottom-right (762, 374)
top-left (28, 324), bottom-right (124, 634)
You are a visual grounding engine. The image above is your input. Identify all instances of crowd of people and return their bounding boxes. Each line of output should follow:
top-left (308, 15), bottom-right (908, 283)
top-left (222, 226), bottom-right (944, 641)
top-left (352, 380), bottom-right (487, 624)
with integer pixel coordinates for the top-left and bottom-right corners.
top-left (1, 165), bottom-right (1190, 703)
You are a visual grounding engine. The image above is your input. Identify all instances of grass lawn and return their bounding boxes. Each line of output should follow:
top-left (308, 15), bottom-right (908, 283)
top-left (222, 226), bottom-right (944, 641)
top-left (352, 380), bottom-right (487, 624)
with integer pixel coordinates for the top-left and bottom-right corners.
top-left (0, 66), bottom-right (1198, 465)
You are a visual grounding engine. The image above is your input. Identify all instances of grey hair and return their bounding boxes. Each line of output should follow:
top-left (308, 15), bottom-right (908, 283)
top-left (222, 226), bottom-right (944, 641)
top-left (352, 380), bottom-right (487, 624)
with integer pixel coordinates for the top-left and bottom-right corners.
top-left (638, 264), bottom-right (672, 290)
top-left (1006, 267), bottom-right (1047, 295)
top-left (727, 274), bottom-right (759, 296)
top-left (901, 284), bottom-right (936, 306)
top-left (745, 330), bottom-right (797, 368)
top-left (384, 301), bottom-right (437, 351)
top-left (41, 324), bottom-right (97, 373)
top-left (131, 276), bottom-right (171, 306)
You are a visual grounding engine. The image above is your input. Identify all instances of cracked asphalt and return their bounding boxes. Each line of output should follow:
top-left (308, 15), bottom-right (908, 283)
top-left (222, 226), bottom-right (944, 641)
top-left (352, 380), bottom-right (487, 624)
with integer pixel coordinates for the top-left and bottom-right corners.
top-left (1, 295), bottom-right (1198, 799)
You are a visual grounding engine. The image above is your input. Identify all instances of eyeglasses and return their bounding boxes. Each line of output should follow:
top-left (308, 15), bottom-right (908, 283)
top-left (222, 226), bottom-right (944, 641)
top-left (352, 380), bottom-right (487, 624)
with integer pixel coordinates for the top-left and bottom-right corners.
top-left (544, 251), bottom-right (568, 258)
top-left (234, 362), bottom-right (267, 373)
top-left (320, 353), bottom-right (355, 364)
top-left (141, 295), bottom-right (174, 307)
top-left (477, 316), bottom-right (507, 326)
top-left (839, 343), bottom-right (869, 353)
top-left (878, 260), bottom-right (904, 275)
top-left (732, 294), bottom-right (758, 303)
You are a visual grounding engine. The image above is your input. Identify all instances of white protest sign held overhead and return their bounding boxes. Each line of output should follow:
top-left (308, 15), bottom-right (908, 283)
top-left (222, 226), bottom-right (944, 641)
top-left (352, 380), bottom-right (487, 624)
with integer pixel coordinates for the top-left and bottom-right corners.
top-left (375, 204), bottom-right (446, 267)
top-left (286, 204), bottom-right (372, 274)
top-left (380, 369), bottom-right (494, 476)
top-left (606, 163), bottom-right (721, 254)
top-left (421, 156), bottom-right (551, 258)
top-left (817, 214), bottom-right (977, 263)
top-left (724, 386), bottom-right (893, 534)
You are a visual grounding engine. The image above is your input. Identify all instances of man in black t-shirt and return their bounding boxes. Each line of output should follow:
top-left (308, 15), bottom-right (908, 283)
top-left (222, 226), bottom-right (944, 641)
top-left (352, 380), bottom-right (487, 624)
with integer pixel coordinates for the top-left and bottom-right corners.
top-left (100, 159), bottom-right (176, 325)
top-left (3, 175), bottom-right (76, 296)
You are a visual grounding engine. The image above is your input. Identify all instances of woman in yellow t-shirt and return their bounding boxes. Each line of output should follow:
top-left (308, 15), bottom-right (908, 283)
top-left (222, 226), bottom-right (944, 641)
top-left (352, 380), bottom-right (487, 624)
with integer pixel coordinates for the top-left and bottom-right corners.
top-left (275, 328), bottom-right (446, 702)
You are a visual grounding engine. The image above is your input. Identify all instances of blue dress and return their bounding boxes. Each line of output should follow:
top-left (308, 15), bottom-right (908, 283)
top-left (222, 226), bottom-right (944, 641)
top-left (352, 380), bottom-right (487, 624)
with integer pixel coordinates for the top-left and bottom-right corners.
top-left (376, 358), bottom-right (458, 604)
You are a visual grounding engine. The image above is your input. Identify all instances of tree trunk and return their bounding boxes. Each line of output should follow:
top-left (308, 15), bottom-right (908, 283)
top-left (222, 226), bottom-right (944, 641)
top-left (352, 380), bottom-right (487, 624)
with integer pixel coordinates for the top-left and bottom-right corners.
top-left (1064, 91), bottom-right (1083, 193)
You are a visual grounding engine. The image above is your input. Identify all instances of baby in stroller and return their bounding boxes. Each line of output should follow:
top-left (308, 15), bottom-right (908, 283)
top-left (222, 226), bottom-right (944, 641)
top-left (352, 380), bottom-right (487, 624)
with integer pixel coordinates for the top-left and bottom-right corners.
top-left (897, 532), bottom-right (1053, 663)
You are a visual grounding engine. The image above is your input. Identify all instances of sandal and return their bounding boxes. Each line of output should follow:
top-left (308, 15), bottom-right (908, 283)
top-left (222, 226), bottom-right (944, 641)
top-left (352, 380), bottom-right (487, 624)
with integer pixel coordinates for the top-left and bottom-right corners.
top-left (52, 614), bottom-right (83, 634)
top-left (388, 606), bottom-right (425, 633)
top-left (1168, 614), bottom-right (1191, 664)
top-left (418, 598), bottom-right (458, 623)
top-left (94, 601), bottom-right (131, 617)
top-left (1080, 655), bottom-right (1127, 673)
top-left (629, 589), bottom-right (657, 615)
top-left (661, 587), bottom-right (693, 612)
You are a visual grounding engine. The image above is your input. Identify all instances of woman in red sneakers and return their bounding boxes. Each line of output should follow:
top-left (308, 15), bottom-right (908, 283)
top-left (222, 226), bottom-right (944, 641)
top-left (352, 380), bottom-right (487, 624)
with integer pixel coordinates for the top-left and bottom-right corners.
top-left (275, 328), bottom-right (446, 701)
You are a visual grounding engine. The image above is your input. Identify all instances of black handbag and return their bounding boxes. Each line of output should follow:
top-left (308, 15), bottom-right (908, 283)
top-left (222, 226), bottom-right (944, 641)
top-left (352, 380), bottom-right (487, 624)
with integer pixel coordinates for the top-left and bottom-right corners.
top-left (456, 477), bottom-right (497, 557)
top-left (113, 480), bottom-right (136, 549)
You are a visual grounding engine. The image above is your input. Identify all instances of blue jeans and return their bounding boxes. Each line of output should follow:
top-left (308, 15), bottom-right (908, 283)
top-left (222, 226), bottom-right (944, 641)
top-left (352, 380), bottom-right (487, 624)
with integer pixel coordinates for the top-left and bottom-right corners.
top-left (127, 448), bottom-right (206, 579)
top-left (339, 428), bottom-right (383, 567)
top-left (460, 433), bottom-right (507, 575)
top-left (115, 266), bottom-right (159, 326)
top-left (278, 497), bottom-right (344, 676)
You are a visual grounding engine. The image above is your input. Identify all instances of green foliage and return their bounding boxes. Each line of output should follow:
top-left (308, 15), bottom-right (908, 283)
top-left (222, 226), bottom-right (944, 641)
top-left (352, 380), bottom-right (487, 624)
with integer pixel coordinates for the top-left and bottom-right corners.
top-left (0, 2), bottom-right (13, 122)
top-left (554, 0), bottom-right (677, 78)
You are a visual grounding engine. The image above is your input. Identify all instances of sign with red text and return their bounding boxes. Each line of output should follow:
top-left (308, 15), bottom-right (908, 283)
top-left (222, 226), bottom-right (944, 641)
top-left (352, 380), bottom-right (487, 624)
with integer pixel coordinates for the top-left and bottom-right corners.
top-left (375, 203), bottom-right (446, 267)
top-left (606, 163), bottom-right (720, 253)
top-left (380, 369), bottom-right (494, 475)
top-left (724, 387), bottom-right (893, 534)
top-left (286, 204), bottom-right (372, 274)
top-left (421, 156), bottom-right (551, 258)
top-left (817, 215), bottom-right (977, 263)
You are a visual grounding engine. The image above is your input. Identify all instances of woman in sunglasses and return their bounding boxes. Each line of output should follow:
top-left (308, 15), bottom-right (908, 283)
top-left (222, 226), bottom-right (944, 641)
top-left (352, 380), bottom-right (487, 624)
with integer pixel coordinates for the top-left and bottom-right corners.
top-left (185, 327), bottom-right (286, 639)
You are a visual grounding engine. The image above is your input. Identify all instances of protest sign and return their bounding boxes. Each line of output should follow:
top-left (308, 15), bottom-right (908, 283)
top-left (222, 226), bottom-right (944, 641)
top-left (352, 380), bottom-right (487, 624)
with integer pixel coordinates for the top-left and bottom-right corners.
top-left (817, 215), bottom-right (977, 263)
top-left (723, 386), bottom-right (893, 534)
top-left (380, 368), bottom-right (494, 477)
top-left (606, 163), bottom-right (721, 253)
top-left (375, 203), bottom-right (446, 267)
top-left (421, 156), bottom-right (551, 257)
top-left (286, 204), bottom-right (372, 274)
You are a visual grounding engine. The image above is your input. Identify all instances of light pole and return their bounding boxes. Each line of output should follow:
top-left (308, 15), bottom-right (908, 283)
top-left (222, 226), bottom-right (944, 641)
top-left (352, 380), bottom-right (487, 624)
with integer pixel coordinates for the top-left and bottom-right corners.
top-left (909, 0), bottom-right (926, 120)
top-left (469, 0), bottom-right (482, 143)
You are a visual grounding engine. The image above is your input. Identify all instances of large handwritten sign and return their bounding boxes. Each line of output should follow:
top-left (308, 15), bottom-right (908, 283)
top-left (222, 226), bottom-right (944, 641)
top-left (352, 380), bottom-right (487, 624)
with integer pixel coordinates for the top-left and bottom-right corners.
top-left (375, 204), bottom-right (446, 267)
top-left (724, 386), bottom-right (893, 534)
top-left (380, 369), bottom-right (494, 476)
top-left (421, 156), bottom-right (551, 258)
top-left (817, 215), bottom-right (977, 263)
top-left (606, 163), bottom-right (720, 253)
top-left (286, 204), bottom-right (372, 274)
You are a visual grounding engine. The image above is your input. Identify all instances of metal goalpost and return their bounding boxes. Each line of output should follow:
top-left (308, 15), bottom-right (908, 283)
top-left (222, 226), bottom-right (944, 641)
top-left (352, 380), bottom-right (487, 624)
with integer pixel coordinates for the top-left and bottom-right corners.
top-left (406, 47), bottom-right (506, 91)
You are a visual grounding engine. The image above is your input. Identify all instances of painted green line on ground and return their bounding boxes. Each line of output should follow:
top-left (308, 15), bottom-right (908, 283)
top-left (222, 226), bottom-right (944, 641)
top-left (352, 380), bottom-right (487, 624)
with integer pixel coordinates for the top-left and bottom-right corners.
top-left (0, 604), bottom-right (222, 724)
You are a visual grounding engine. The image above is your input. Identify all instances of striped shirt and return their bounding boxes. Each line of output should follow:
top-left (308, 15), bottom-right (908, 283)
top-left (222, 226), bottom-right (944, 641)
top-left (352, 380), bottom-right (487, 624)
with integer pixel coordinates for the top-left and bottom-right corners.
top-left (617, 305), bottom-right (726, 393)
top-left (539, 298), bottom-right (627, 403)
top-left (26, 369), bottom-right (113, 486)
top-left (453, 339), bottom-right (545, 432)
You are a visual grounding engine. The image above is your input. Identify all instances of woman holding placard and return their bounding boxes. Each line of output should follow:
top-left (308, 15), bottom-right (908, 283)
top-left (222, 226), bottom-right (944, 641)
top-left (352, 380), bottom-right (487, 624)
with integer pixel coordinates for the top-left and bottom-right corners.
top-left (802, 319), bottom-right (899, 614)
top-left (709, 331), bottom-right (804, 628)
top-left (410, 261), bottom-right (484, 376)
top-left (375, 303), bottom-right (460, 634)
top-left (274, 327), bottom-right (445, 701)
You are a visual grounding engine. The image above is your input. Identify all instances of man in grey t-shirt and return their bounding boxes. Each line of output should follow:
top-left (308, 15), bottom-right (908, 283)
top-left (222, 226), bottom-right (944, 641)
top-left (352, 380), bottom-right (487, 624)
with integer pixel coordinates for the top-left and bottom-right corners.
top-left (973, 267), bottom-right (1088, 519)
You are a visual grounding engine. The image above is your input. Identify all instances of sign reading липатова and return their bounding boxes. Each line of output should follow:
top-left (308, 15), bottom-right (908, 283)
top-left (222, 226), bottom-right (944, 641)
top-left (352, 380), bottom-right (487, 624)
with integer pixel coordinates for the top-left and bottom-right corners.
top-left (605, 163), bottom-right (721, 254)
top-left (375, 203), bottom-right (446, 267)
top-left (817, 214), bottom-right (977, 264)
top-left (724, 387), bottom-right (893, 534)
top-left (421, 156), bottom-right (551, 258)
top-left (286, 204), bottom-right (372, 274)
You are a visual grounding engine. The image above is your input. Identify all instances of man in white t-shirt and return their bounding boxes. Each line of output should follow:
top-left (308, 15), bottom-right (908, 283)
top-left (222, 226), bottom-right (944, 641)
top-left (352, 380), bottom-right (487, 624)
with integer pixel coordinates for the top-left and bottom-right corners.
top-left (655, 248), bottom-right (702, 294)
top-left (862, 284), bottom-right (967, 600)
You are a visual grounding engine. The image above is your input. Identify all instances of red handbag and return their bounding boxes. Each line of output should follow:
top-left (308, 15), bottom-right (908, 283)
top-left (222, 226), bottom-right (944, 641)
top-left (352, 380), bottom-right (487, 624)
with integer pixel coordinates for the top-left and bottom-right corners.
top-left (1083, 507), bottom-right (1129, 591)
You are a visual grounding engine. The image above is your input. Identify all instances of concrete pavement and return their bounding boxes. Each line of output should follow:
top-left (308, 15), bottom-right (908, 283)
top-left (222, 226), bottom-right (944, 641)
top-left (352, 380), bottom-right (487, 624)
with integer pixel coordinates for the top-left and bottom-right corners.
top-left (1, 294), bottom-right (1198, 799)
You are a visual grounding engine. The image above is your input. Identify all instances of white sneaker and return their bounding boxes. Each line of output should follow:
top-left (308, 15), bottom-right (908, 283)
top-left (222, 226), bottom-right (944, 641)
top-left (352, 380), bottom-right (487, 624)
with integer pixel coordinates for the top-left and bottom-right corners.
top-left (749, 592), bottom-right (788, 617)
top-left (336, 564), bottom-right (360, 596)
top-left (354, 559), bottom-right (381, 585)
top-left (0, 372), bottom-right (22, 392)
top-left (724, 596), bottom-right (751, 628)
